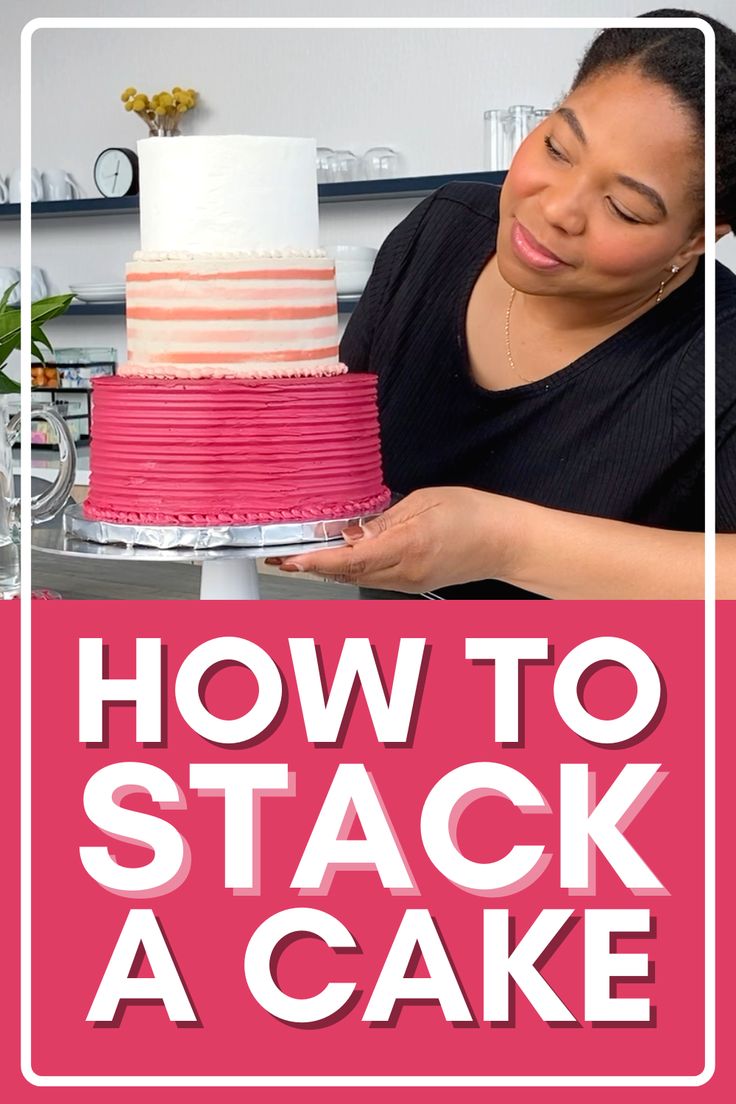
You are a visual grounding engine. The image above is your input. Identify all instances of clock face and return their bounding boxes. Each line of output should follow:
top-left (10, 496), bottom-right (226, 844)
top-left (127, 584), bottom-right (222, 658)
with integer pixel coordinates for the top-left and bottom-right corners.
top-left (94, 149), bottom-right (136, 198)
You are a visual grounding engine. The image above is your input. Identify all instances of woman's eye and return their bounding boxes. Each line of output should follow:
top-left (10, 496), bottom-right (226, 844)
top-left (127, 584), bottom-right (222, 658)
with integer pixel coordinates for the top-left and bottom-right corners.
top-left (543, 133), bottom-right (645, 225)
top-left (607, 199), bottom-right (642, 224)
top-left (543, 134), bottom-right (567, 161)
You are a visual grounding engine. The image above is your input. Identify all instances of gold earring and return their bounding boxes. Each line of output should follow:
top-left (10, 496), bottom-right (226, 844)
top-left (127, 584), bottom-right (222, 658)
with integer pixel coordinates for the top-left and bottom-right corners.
top-left (656, 264), bottom-right (681, 305)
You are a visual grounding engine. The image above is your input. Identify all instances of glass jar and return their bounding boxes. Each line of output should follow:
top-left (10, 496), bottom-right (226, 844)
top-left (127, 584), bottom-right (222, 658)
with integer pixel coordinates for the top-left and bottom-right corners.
top-left (483, 109), bottom-right (507, 170)
top-left (503, 104), bottom-right (535, 161)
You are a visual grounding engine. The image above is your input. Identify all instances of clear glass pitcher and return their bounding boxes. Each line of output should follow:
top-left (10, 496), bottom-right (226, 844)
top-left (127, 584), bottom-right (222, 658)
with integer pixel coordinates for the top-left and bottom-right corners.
top-left (1, 400), bottom-right (77, 598)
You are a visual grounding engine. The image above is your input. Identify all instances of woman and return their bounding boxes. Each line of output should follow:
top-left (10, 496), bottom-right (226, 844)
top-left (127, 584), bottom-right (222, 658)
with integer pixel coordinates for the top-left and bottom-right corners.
top-left (271, 10), bottom-right (736, 598)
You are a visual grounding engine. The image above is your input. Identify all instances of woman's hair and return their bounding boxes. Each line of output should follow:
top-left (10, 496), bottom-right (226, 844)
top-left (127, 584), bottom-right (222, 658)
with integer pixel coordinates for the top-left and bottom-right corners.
top-left (569, 8), bottom-right (736, 232)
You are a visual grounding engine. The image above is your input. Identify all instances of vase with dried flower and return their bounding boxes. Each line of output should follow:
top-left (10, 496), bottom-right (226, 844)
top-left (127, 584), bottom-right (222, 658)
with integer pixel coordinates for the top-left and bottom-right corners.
top-left (120, 86), bottom-right (199, 137)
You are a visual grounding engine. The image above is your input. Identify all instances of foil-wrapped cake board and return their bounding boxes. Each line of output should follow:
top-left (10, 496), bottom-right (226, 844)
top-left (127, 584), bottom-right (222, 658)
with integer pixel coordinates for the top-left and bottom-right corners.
top-left (63, 503), bottom-right (376, 550)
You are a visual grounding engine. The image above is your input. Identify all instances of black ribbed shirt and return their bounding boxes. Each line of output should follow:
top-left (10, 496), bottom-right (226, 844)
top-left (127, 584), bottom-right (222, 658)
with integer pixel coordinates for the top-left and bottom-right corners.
top-left (341, 182), bottom-right (736, 600)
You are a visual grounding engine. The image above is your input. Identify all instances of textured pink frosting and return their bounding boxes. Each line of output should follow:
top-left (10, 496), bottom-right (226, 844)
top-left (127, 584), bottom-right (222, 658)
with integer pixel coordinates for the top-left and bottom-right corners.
top-left (85, 375), bottom-right (389, 526)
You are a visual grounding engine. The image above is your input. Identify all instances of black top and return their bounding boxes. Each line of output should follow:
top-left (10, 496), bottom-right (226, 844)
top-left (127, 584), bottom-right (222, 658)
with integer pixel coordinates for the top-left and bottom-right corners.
top-left (341, 182), bottom-right (736, 600)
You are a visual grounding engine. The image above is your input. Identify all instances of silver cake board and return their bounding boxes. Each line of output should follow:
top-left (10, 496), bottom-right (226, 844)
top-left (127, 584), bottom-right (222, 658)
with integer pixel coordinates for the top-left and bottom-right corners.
top-left (63, 502), bottom-right (376, 552)
top-left (33, 503), bottom-right (377, 600)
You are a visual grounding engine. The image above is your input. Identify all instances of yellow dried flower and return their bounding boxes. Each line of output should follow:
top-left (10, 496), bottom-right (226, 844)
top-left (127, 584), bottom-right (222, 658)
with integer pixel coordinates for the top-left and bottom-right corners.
top-left (122, 83), bottom-right (199, 130)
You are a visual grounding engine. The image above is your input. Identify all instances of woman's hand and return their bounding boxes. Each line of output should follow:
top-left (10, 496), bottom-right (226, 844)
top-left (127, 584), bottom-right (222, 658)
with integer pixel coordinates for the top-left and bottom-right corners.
top-left (266, 486), bottom-right (510, 592)
top-left (266, 486), bottom-right (729, 599)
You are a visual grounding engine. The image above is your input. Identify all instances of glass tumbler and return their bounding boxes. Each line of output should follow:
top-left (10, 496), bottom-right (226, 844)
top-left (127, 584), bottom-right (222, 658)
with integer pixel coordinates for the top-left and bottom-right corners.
top-left (362, 147), bottom-right (400, 179)
top-left (503, 104), bottom-right (535, 161)
top-left (483, 109), bottom-right (508, 170)
top-left (316, 147), bottom-right (336, 183)
top-left (332, 150), bottom-right (360, 182)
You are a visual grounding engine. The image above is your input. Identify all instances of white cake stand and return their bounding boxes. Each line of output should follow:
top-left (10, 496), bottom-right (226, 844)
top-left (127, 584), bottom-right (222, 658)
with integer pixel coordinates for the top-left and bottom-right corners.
top-left (31, 503), bottom-right (372, 600)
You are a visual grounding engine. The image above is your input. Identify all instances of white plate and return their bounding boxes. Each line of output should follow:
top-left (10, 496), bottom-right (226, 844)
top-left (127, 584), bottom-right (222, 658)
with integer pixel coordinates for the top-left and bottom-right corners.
top-left (73, 291), bottom-right (125, 303)
top-left (325, 245), bottom-right (378, 262)
top-left (69, 280), bottom-right (124, 287)
top-left (70, 285), bottom-right (125, 294)
top-left (73, 291), bottom-right (125, 297)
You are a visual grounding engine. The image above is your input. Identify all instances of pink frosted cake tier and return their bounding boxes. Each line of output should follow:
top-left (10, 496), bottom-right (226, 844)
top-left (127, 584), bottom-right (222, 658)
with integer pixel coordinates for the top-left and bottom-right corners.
top-left (122, 255), bottom-right (341, 378)
top-left (84, 375), bottom-right (389, 527)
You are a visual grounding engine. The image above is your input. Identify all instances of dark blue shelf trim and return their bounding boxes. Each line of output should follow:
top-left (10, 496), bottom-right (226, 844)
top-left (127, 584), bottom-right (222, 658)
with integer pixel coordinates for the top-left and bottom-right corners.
top-left (62, 296), bottom-right (358, 317)
top-left (319, 170), bottom-right (506, 202)
top-left (0, 195), bottom-right (139, 220)
top-left (65, 302), bottom-right (126, 316)
top-left (0, 171), bottom-right (506, 222)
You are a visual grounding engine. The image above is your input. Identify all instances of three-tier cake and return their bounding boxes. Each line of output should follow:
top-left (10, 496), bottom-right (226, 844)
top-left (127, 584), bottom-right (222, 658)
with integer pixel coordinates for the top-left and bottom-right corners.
top-left (84, 134), bottom-right (388, 526)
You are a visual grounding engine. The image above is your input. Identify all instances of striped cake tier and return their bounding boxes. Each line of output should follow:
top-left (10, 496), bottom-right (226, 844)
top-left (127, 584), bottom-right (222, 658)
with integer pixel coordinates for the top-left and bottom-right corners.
top-left (121, 255), bottom-right (342, 379)
top-left (85, 375), bottom-right (390, 527)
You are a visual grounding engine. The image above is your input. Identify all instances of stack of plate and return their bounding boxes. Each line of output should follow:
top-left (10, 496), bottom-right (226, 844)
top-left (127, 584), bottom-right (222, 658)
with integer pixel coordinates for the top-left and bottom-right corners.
top-left (69, 282), bottom-right (125, 303)
top-left (324, 245), bottom-right (377, 295)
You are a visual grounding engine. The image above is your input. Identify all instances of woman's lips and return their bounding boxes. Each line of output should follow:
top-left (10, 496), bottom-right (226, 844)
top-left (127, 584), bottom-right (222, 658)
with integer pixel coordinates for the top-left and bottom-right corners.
top-left (511, 220), bottom-right (569, 269)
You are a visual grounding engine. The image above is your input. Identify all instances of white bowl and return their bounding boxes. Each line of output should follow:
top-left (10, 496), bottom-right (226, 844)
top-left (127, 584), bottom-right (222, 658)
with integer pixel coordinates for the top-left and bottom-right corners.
top-left (325, 244), bottom-right (378, 263)
top-left (332, 256), bottom-right (374, 294)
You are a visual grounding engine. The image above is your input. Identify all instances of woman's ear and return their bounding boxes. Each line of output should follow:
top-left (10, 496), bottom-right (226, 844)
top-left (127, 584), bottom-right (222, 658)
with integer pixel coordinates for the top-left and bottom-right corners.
top-left (674, 222), bottom-right (732, 266)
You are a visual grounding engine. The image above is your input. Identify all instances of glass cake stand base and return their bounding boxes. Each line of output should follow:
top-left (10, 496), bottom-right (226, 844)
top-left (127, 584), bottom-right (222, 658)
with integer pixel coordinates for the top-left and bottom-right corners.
top-left (31, 503), bottom-right (370, 600)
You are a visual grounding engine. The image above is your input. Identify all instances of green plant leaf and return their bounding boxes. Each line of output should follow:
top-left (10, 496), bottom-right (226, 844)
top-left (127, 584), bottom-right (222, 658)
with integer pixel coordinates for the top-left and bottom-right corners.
top-left (30, 293), bottom-right (75, 324)
top-left (31, 323), bottom-right (53, 351)
top-left (0, 312), bottom-right (20, 340)
top-left (0, 333), bottom-right (18, 364)
top-left (0, 282), bottom-right (19, 314)
top-left (0, 292), bottom-right (73, 366)
top-left (0, 369), bottom-right (21, 393)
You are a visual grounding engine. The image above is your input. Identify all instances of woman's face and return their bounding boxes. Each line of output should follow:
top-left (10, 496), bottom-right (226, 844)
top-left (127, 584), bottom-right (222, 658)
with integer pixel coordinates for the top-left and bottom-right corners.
top-left (496, 66), bottom-right (704, 302)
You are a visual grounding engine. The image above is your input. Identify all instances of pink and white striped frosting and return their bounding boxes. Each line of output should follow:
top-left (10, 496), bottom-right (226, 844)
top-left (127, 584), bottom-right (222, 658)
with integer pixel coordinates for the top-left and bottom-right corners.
top-left (121, 255), bottom-right (341, 380)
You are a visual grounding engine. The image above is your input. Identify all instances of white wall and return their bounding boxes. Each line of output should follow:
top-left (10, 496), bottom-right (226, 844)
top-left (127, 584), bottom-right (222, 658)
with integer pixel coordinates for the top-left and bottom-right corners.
top-left (1, 0), bottom-right (734, 378)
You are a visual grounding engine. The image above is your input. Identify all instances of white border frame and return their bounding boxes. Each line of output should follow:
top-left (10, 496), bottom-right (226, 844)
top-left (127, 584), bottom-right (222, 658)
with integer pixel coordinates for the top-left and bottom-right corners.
top-left (19, 15), bottom-right (716, 1088)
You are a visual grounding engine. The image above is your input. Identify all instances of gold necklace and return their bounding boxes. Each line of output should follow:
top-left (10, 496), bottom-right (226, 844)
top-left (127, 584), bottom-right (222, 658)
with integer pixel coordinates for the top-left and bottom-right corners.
top-left (505, 264), bottom-right (682, 383)
top-left (504, 288), bottom-right (535, 384)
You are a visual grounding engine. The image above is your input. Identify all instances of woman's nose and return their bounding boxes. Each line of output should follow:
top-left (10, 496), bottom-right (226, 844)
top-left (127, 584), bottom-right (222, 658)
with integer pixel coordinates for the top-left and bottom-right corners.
top-left (538, 184), bottom-right (587, 236)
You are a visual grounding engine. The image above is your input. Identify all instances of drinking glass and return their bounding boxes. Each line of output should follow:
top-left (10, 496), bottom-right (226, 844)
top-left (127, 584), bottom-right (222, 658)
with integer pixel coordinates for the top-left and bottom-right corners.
top-left (483, 109), bottom-right (508, 170)
top-left (332, 150), bottom-right (360, 182)
top-left (503, 104), bottom-right (535, 161)
top-left (316, 147), bottom-right (336, 183)
top-left (361, 147), bottom-right (400, 179)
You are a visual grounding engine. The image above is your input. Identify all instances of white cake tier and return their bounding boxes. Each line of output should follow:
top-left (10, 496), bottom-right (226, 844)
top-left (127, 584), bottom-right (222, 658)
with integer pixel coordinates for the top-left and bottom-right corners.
top-left (133, 249), bottom-right (327, 261)
top-left (123, 255), bottom-right (341, 378)
top-left (138, 135), bottom-right (320, 253)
